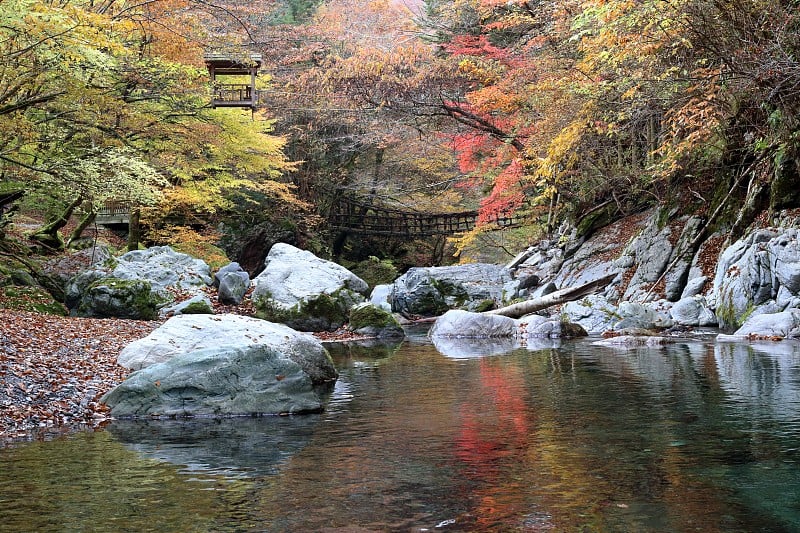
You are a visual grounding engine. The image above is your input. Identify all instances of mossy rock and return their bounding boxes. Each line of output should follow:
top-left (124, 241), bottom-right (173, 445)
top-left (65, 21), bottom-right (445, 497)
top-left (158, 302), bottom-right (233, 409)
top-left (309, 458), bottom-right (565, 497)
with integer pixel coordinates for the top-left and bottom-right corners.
top-left (180, 300), bottom-right (214, 314)
top-left (76, 277), bottom-right (163, 320)
top-left (348, 304), bottom-right (405, 338)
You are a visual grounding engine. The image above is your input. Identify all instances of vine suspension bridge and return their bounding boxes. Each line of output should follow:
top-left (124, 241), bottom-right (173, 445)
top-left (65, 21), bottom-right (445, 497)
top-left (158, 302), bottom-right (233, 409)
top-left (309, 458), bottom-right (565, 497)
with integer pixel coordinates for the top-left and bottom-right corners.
top-left (96, 194), bottom-right (520, 238)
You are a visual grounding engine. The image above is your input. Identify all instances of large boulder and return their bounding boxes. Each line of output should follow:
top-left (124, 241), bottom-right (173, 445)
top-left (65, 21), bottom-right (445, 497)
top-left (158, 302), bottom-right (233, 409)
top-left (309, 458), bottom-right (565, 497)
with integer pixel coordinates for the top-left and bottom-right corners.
top-left (251, 243), bottom-right (368, 331)
top-left (102, 344), bottom-right (326, 417)
top-left (392, 264), bottom-right (516, 317)
top-left (103, 314), bottom-right (338, 417)
top-left (669, 295), bottom-right (717, 326)
top-left (66, 246), bottom-right (213, 319)
top-left (110, 246), bottom-right (212, 297)
top-left (117, 314), bottom-right (337, 383)
top-left (76, 278), bottom-right (163, 320)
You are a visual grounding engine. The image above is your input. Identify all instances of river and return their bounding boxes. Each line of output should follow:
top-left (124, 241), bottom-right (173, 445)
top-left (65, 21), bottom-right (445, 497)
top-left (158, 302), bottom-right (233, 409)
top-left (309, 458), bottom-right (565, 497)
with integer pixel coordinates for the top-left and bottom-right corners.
top-left (1, 329), bottom-right (799, 532)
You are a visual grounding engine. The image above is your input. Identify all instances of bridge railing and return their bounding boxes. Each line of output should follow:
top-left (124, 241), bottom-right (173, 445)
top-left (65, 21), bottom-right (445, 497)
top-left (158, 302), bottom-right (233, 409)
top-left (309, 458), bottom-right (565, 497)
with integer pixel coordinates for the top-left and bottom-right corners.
top-left (330, 198), bottom-right (518, 237)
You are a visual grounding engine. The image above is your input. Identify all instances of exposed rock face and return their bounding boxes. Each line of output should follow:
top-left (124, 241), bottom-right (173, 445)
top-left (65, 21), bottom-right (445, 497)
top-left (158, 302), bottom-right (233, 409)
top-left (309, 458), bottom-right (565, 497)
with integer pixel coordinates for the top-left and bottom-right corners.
top-left (712, 228), bottom-right (800, 329)
top-left (392, 264), bottom-right (516, 317)
top-left (251, 243), bottom-right (368, 332)
top-left (104, 314), bottom-right (338, 418)
top-left (66, 246), bottom-right (212, 319)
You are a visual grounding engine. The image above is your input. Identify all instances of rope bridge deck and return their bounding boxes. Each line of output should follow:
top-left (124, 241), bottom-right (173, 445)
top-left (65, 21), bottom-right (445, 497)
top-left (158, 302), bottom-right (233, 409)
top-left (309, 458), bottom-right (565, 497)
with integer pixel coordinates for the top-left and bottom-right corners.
top-left (330, 196), bottom-right (518, 237)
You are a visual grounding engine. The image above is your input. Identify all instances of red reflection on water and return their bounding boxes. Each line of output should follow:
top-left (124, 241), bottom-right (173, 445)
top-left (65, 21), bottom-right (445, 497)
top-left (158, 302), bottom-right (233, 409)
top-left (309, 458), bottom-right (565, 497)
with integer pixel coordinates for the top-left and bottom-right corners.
top-left (452, 358), bottom-right (537, 528)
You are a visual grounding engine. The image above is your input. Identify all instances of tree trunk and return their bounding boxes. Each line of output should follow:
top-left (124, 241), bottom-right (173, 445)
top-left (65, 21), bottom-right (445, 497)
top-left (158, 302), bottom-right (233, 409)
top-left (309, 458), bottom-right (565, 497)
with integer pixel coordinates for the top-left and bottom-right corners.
top-left (30, 195), bottom-right (83, 250)
top-left (485, 273), bottom-right (616, 319)
top-left (66, 210), bottom-right (97, 247)
top-left (127, 207), bottom-right (141, 251)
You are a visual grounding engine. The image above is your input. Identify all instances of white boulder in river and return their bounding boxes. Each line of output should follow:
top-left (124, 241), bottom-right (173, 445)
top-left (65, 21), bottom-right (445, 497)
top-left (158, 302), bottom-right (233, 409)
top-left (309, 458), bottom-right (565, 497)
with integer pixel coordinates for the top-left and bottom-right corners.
top-left (103, 314), bottom-right (338, 417)
top-left (251, 243), bottom-right (369, 331)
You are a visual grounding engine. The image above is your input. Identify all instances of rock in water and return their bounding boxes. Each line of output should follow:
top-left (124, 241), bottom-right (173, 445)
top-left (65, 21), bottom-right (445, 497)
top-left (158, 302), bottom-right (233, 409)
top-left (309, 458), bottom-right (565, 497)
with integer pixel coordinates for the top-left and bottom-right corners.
top-left (251, 243), bottom-right (368, 331)
top-left (104, 314), bottom-right (338, 417)
top-left (103, 344), bottom-right (325, 417)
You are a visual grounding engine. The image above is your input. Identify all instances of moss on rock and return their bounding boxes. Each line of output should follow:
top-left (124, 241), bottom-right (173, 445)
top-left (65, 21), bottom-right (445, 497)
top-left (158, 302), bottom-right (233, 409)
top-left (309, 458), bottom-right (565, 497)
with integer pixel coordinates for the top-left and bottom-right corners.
top-left (77, 278), bottom-right (162, 320)
top-left (348, 303), bottom-right (404, 338)
top-left (254, 288), bottom-right (363, 332)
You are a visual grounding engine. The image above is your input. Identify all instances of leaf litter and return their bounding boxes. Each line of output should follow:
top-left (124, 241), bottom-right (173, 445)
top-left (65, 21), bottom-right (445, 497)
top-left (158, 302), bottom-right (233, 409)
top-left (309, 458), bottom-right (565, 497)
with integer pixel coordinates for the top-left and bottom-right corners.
top-left (0, 309), bottom-right (158, 443)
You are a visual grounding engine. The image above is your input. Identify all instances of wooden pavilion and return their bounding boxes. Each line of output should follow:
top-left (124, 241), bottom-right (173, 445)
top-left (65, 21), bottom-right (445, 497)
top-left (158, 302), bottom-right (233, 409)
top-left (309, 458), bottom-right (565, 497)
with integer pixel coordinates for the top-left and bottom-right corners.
top-left (204, 52), bottom-right (262, 109)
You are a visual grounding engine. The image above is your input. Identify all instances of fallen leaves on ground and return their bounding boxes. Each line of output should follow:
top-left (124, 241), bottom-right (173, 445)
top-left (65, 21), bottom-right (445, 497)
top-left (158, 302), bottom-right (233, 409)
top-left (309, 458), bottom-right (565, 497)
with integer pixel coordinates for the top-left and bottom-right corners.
top-left (0, 309), bottom-right (158, 442)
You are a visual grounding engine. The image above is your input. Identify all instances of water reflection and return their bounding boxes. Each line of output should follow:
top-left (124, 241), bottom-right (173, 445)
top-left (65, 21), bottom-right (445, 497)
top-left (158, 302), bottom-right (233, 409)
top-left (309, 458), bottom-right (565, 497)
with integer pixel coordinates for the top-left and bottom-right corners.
top-left (1, 335), bottom-right (799, 531)
top-left (431, 335), bottom-right (517, 358)
top-left (107, 416), bottom-right (320, 479)
top-left (324, 337), bottom-right (404, 361)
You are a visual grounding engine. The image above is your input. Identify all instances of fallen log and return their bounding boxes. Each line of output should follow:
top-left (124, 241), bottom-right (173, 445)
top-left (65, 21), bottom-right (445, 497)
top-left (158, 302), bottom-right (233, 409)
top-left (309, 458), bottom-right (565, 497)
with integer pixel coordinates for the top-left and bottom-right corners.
top-left (485, 272), bottom-right (617, 319)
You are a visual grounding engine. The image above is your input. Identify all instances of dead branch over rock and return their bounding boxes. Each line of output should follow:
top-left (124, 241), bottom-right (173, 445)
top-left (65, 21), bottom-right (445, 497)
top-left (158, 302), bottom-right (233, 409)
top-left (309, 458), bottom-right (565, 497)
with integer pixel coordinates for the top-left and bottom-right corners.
top-left (486, 273), bottom-right (617, 319)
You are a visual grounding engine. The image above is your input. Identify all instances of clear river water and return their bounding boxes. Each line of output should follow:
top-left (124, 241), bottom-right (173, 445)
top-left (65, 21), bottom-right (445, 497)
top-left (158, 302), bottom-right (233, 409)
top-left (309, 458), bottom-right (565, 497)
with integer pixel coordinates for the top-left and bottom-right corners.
top-left (1, 328), bottom-right (799, 532)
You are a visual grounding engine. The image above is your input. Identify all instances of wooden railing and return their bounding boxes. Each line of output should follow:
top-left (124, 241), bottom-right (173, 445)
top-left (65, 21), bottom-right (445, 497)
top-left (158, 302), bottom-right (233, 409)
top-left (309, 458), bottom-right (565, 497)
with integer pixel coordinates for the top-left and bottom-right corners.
top-left (330, 196), bottom-right (518, 237)
top-left (212, 83), bottom-right (256, 106)
top-left (96, 200), bottom-right (131, 224)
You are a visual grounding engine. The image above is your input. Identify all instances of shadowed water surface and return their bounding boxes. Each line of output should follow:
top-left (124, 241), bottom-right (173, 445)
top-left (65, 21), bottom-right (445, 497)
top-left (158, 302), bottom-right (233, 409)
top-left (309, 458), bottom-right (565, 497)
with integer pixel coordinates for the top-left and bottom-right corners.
top-left (1, 333), bottom-right (799, 531)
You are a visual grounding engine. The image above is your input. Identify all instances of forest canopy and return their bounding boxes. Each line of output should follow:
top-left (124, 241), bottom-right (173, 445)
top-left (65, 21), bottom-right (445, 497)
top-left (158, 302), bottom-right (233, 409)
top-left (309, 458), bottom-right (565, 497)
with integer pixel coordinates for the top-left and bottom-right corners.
top-left (2, 0), bottom-right (799, 263)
